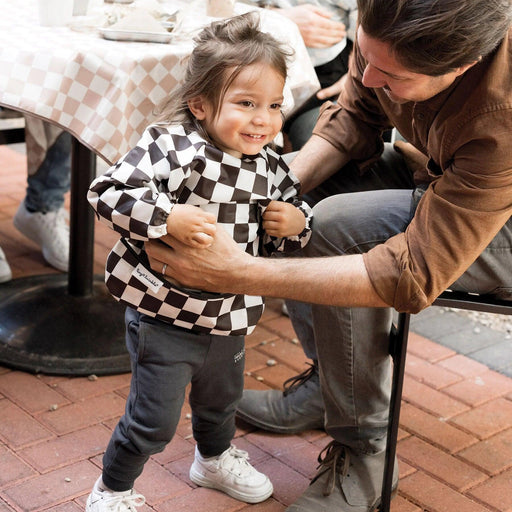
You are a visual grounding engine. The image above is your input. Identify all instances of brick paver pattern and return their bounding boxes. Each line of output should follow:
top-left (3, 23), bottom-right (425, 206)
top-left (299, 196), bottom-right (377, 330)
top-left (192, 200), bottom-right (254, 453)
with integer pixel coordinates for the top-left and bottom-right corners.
top-left (1, 144), bottom-right (511, 511)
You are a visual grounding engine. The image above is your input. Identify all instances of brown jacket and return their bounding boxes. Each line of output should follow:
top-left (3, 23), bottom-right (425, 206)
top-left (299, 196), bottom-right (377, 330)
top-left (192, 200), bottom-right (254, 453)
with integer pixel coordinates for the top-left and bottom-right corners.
top-left (313, 28), bottom-right (512, 313)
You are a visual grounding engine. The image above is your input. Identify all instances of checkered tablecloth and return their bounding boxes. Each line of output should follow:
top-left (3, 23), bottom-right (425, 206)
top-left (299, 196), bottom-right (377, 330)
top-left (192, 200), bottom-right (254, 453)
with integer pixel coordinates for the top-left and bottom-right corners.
top-left (0, 0), bottom-right (319, 165)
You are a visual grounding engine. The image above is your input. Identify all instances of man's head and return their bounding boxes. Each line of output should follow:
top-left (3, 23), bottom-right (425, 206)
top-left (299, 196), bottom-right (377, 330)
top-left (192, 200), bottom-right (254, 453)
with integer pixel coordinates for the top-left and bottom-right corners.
top-left (358, 0), bottom-right (512, 76)
top-left (357, 27), bottom-right (476, 103)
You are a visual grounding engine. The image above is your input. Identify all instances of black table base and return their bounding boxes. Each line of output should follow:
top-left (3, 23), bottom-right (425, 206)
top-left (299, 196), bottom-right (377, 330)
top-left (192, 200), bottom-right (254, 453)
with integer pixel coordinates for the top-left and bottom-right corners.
top-left (0, 138), bottom-right (130, 375)
top-left (0, 275), bottom-right (129, 375)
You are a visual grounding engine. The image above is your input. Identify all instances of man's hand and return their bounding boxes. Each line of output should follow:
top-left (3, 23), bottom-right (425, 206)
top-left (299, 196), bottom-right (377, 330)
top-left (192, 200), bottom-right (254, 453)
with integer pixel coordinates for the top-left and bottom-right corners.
top-left (146, 227), bottom-right (250, 293)
top-left (263, 200), bottom-right (306, 237)
top-left (276, 4), bottom-right (346, 48)
top-left (166, 204), bottom-right (216, 248)
top-left (145, 226), bottom-right (387, 308)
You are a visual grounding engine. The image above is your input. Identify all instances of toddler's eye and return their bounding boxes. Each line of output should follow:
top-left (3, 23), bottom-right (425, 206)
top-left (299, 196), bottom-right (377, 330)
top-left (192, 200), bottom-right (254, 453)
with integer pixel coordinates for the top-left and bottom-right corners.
top-left (240, 100), bottom-right (254, 107)
top-left (270, 103), bottom-right (282, 110)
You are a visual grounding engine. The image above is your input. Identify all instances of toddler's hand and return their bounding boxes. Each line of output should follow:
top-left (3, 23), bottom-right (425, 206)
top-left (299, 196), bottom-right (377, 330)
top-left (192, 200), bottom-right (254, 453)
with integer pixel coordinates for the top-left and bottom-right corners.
top-left (167, 204), bottom-right (216, 248)
top-left (263, 200), bottom-right (306, 238)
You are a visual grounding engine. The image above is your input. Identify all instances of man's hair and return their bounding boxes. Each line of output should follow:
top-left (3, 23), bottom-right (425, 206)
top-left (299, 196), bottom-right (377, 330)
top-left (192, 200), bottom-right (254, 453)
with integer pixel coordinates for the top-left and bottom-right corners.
top-left (358, 0), bottom-right (512, 75)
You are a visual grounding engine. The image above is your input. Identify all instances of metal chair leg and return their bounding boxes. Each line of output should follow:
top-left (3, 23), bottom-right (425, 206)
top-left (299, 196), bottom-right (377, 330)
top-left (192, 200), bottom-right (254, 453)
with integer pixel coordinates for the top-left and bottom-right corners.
top-left (379, 289), bottom-right (512, 511)
top-left (380, 311), bottom-right (411, 512)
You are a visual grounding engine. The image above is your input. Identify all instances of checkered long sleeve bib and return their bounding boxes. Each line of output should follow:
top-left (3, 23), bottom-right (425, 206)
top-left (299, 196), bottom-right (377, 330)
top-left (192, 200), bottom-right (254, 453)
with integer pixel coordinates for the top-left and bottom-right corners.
top-left (88, 124), bottom-right (312, 335)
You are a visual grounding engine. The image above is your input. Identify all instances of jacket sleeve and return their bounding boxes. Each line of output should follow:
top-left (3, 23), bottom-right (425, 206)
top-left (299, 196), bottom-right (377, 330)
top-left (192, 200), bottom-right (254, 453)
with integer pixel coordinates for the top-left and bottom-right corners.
top-left (87, 125), bottom-right (189, 241)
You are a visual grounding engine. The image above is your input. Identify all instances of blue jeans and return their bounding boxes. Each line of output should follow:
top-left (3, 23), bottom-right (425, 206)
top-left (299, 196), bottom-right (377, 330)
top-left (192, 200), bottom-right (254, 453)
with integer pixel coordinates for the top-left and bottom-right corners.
top-left (25, 130), bottom-right (71, 213)
top-left (288, 144), bottom-right (512, 453)
top-left (286, 145), bottom-right (414, 361)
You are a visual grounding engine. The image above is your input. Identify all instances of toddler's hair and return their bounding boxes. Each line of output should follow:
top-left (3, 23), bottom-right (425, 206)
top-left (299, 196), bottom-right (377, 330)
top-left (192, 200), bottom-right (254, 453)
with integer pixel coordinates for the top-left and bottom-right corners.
top-left (154, 11), bottom-right (293, 127)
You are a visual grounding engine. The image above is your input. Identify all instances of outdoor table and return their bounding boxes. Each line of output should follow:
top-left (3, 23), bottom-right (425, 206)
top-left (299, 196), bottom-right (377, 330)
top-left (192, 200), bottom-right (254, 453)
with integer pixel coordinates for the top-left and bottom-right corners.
top-left (0, 0), bottom-right (319, 375)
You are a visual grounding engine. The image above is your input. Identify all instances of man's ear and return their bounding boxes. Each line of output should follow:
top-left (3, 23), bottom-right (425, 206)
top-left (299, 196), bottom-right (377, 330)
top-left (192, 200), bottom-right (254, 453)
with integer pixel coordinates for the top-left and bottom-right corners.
top-left (455, 58), bottom-right (480, 77)
top-left (188, 96), bottom-right (207, 120)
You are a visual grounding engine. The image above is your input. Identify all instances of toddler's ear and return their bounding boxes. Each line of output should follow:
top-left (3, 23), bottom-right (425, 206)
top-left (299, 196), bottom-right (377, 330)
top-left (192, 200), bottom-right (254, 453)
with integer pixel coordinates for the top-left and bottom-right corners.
top-left (187, 96), bottom-right (207, 120)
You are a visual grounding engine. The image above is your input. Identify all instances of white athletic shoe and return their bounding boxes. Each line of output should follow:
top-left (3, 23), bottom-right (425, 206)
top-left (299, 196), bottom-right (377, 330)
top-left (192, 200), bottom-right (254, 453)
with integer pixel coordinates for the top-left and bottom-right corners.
top-left (189, 445), bottom-right (273, 503)
top-left (85, 477), bottom-right (145, 512)
top-left (13, 202), bottom-right (69, 272)
top-left (0, 246), bottom-right (12, 283)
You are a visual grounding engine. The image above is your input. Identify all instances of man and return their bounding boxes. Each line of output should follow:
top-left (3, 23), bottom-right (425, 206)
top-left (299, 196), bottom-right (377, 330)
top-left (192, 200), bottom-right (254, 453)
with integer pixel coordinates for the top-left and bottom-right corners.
top-left (145, 0), bottom-right (512, 510)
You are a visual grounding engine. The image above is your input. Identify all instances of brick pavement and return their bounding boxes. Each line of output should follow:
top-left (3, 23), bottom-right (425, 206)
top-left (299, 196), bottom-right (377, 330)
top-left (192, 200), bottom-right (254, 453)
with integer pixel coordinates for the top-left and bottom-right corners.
top-left (1, 144), bottom-right (512, 511)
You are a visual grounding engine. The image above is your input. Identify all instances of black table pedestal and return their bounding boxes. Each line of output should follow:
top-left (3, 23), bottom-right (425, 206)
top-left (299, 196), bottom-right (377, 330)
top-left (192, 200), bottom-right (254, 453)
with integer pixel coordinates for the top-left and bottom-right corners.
top-left (0, 275), bottom-right (129, 375)
top-left (0, 138), bottom-right (130, 375)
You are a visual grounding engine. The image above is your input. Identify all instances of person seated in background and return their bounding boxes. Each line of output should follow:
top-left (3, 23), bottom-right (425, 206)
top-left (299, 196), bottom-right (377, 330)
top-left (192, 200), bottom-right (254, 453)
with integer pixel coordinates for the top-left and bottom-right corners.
top-left (0, 113), bottom-right (71, 282)
top-left (257, 0), bottom-right (357, 151)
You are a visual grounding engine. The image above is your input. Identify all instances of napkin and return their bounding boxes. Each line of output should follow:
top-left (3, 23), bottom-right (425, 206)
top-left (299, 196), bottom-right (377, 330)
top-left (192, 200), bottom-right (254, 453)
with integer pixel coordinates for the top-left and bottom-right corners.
top-left (108, 8), bottom-right (168, 32)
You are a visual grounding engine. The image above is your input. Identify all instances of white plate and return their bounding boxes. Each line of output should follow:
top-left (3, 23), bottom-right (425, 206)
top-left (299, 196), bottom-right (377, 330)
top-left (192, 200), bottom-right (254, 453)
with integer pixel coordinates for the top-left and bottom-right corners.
top-left (99, 27), bottom-right (173, 43)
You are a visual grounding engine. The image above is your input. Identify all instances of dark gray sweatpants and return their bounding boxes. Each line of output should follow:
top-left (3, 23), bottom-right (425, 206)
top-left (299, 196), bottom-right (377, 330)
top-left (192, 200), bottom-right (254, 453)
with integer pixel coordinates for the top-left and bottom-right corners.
top-left (101, 307), bottom-right (245, 491)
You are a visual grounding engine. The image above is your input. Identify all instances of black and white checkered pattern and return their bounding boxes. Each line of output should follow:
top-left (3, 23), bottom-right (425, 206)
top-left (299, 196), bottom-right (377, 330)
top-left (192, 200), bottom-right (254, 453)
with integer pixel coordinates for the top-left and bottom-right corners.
top-left (88, 124), bottom-right (312, 335)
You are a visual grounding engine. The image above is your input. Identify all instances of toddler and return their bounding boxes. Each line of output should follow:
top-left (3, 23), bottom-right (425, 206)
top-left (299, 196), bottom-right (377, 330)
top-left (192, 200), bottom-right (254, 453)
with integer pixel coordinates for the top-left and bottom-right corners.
top-left (86, 11), bottom-right (312, 511)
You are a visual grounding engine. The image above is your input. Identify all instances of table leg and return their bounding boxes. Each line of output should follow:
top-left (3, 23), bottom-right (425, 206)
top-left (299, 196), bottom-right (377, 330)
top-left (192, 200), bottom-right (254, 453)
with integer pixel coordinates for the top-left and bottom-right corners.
top-left (0, 138), bottom-right (129, 375)
top-left (69, 136), bottom-right (95, 296)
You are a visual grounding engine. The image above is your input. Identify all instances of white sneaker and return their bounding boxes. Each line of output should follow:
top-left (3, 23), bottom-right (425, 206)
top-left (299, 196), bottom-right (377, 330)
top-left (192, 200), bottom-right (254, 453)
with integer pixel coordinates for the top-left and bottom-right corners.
top-left (189, 445), bottom-right (273, 503)
top-left (85, 477), bottom-right (145, 512)
top-left (13, 202), bottom-right (69, 272)
top-left (0, 246), bottom-right (12, 283)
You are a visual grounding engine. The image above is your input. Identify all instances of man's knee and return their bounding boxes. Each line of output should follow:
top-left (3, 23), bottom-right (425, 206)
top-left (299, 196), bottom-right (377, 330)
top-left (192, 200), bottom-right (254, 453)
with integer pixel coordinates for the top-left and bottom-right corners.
top-left (305, 189), bottom-right (413, 258)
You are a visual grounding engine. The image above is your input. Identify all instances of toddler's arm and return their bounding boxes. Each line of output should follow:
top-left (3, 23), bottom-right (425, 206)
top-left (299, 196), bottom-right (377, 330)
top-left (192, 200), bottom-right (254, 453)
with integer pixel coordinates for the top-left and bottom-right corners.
top-left (88, 125), bottom-right (199, 242)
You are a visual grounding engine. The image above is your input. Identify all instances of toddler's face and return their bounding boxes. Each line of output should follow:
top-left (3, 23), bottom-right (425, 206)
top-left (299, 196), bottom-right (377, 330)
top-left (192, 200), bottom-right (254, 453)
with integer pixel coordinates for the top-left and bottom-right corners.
top-left (201, 62), bottom-right (285, 158)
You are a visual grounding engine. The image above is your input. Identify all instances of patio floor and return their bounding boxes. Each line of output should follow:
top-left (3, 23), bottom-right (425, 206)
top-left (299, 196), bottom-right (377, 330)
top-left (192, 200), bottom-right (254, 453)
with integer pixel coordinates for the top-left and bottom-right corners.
top-left (1, 143), bottom-right (512, 511)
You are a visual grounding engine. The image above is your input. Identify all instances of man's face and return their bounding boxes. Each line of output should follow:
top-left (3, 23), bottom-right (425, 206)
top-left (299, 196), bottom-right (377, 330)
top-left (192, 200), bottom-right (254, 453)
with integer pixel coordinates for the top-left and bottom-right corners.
top-left (357, 26), bottom-right (469, 103)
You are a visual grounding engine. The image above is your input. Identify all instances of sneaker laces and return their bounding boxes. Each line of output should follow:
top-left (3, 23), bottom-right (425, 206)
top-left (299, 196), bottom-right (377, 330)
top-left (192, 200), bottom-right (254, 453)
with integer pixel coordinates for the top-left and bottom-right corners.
top-left (220, 446), bottom-right (254, 477)
top-left (311, 441), bottom-right (350, 497)
top-left (99, 491), bottom-right (145, 512)
top-left (283, 362), bottom-right (318, 396)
